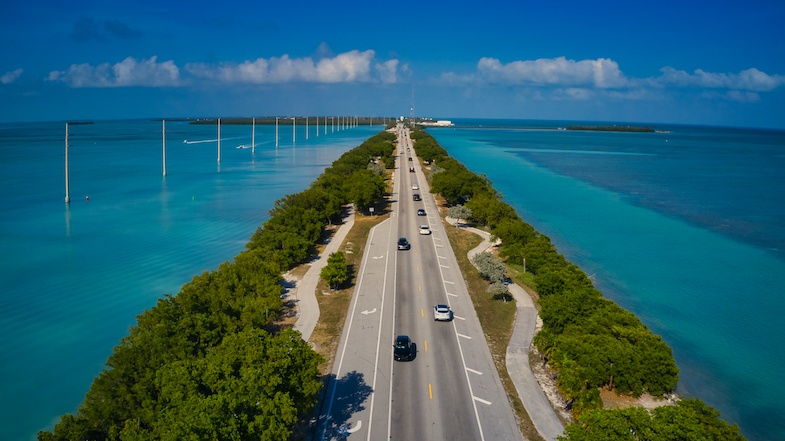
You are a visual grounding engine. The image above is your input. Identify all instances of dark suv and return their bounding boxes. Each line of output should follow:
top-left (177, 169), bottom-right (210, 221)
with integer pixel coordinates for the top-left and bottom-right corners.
top-left (393, 335), bottom-right (416, 361)
top-left (413, 193), bottom-right (421, 201)
top-left (397, 237), bottom-right (411, 250)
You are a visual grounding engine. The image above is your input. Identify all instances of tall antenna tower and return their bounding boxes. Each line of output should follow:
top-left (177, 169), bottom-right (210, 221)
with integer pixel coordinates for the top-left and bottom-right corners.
top-left (410, 85), bottom-right (415, 125)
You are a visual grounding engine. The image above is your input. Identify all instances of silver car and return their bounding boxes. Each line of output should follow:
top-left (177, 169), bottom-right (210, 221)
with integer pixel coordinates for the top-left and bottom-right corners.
top-left (433, 304), bottom-right (454, 321)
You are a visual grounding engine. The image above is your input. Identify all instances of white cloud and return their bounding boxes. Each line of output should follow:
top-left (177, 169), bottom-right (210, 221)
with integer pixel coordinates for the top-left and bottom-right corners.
top-left (476, 56), bottom-right (628, 88)
top-left (186, 50), bottom-right (399, 84)
top-left (724, 90), bottom-right (760, 103)
top-left (443, 56), bottom-right (784, 106)
top-left (1, 68), bottom-right (23, 84)
top-left (375, 59), bottom-right (400, 84)
top-left (47, 56), bottom-right (179, 88)
top-left (658, 66), bottom-right (784, 92)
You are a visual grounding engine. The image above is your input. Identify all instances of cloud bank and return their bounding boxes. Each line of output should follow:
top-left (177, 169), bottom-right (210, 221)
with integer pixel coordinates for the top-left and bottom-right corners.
top-left (657, 66), bottom-right (784, 92)
top-left (43, 52), bottom-right (782, 106)
top-left (47, 51), bottom-right (401, 88)
top-left (477, 56), bottom-right (628, 88)
top-left (186, 50), bottom-right (399, 84)
top-left (1, 68), bottom-right (23, 84)
top-left (48, 56), bottom-right (179, 88)
top-left (449, 57), bottom-right (784, 101)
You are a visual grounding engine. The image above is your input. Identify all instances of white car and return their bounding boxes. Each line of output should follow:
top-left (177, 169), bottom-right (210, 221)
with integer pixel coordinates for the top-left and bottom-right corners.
top-left (433, 304), bottom-right (453, 321)
top-left (412, 184), bottom-right (419, 190)
top-left (419, 225), bottom-right (431, 235)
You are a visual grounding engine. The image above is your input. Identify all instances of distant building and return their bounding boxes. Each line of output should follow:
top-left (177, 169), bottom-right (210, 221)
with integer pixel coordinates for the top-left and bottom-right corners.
top-left (418, 119), bottom-right (454, 127)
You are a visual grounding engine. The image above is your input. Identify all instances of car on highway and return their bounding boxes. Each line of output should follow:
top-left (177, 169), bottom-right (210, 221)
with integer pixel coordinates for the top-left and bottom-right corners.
top-left (393, 335), bottom-right (416, 361)
top-left (413, 194), bottom-right (421, 201)
top-left (417, 209), bottom-right (426, 216)
top-left (409, 167), bottom-right (414, 172)
top-left (412, 184), bottom-right (419, 190)
top-left (433, 304), bottom-right (454, 321)
top-left (419, 225), bottom-right (431, 235)
top-left (408, 157), bottom-right (413, 161)
top-left (397, 237), bottom-right (411, 250)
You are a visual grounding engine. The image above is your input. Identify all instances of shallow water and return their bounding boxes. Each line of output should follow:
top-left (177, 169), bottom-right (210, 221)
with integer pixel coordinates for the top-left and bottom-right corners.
top-left (0, 119), bottom-right (381, 440)
top-left (430, 120), bottom-right (785, 441)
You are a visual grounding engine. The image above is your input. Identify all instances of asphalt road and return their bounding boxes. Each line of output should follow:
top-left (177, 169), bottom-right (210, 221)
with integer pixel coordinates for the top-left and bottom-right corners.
top-left (315, 125), bottom-right (522, 441)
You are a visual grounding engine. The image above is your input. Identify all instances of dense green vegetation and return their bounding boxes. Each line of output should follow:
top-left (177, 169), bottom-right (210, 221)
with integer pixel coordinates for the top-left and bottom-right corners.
top-left (559, 398), bottom-right (745, 441)
top-left (40, 130), bottom-right (396, 441)
top-left (412, 128), bottom-right (743, 439)
top-left (321, 252), bottom-right (349, 289)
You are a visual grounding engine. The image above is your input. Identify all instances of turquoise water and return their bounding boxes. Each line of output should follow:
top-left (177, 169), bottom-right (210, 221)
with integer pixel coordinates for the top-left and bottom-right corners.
top-left (0, 119), bottom-right (380, 440)
top-left (429, 120), bottom-right (785, 441)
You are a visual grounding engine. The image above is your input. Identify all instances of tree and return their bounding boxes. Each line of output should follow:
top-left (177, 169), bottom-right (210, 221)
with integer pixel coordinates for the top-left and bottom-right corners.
top-left (487, 281), bottom-right (511, 301)
top-left (367, 160), bottom-right (385, 176)
top-left (321, 252), bottom-right (348, 289)
top-left (346, 170), bottom-right (384, 212)
top-left (447, 205), bottom-right (472, 224)
top-left (472, 251), bottom-right (506, 283)
top-left (492, 218), bottom-right (536, 246)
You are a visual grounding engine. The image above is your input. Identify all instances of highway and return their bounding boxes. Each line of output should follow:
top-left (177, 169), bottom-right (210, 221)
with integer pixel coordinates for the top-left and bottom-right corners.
top-left (315, 124), bottom-right (522, 441)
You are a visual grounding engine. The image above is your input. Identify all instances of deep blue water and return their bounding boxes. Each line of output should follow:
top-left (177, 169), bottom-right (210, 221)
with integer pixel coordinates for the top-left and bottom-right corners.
top-left (429, 119), bottom-right (785, 441)
top-left (0, 118), bottom-right (382, 440)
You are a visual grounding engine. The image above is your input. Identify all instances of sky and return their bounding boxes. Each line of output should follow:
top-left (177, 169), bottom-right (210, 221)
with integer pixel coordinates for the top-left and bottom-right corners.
top-left (1, 0), bottom-right (784, 129)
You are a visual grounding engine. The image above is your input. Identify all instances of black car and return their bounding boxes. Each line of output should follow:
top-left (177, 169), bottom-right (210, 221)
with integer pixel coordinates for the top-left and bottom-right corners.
top-left (417, 209), bottom-right (426, 216)
top-left (393, 335), bottom-right (416, 361)
top-left (413, 194), bottom-right (421, 201)
top-left (397, 237), bottom-right (411, 250)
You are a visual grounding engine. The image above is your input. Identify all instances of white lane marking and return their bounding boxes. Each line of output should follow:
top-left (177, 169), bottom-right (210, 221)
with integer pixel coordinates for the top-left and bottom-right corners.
top-left (361, 308), bottom-right (377, 315)
top-left (440, 264), bottom-right (450, 269)
top-left (473, 396), bottom-right (492, 406)
top-left (438, 255), bottom-right (447, 259)
top-left (322, 222), bottom-right (386, 440)
top-left (342, 420), bottom-right (362, 434)
top-left (444, 280), bottom-right (455, 284)
top-left (454, 315), bottom-right (465, 320)
top-left (447, 292), bottom-right (458, 297)
top-left (373, 255), bottom-right (384, 259)
top-left (466, 367), bottom-right (483, 375)
top-left (457, 333), bottom-right (472, 340)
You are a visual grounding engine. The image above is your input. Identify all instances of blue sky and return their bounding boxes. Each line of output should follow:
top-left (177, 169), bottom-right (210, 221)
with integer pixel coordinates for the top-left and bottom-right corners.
top-left (2, 0), bottom-right (784, 128)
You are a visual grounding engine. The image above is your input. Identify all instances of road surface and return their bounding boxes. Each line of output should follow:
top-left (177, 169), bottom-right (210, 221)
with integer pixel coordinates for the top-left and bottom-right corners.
top-left (315, 124), bottom-right (522, 441)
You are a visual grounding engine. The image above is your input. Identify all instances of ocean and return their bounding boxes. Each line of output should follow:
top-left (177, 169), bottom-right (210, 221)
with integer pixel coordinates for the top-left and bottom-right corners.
top-left (428, 120), bottom-right (785, 441)
top-left (0, 118), bottom-right (382, 441)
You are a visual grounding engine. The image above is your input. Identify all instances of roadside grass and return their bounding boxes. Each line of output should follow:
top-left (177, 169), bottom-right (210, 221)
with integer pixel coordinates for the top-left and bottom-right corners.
top-left (438, 200), bottom-right (544, 441)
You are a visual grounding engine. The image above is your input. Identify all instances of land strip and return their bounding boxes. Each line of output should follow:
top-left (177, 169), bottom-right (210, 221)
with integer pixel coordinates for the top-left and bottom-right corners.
top-left (450, 218), bottom-right (566, 441)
